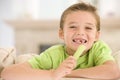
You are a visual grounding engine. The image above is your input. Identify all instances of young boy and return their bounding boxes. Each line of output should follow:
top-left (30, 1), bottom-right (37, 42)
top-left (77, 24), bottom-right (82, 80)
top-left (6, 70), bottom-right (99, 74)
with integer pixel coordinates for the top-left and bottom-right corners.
top-left (1, 2), bottom-right (120, 80)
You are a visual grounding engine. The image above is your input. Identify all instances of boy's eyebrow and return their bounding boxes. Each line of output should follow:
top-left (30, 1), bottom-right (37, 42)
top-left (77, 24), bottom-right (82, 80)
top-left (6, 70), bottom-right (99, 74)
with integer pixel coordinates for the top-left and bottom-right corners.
top-left (86, 23), bottom-right (96, 27)
top-left (68, 22), bottom-right (77, 25)
top-left (86, 23), bottom-right (94, 25)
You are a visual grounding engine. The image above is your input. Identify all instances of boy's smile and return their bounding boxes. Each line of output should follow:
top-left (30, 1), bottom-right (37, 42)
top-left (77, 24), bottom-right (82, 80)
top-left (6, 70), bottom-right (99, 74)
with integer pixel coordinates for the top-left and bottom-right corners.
top-left (59, 11), bottom-right (100, 55)
top-left (72, 38), bottom-right (87, 44)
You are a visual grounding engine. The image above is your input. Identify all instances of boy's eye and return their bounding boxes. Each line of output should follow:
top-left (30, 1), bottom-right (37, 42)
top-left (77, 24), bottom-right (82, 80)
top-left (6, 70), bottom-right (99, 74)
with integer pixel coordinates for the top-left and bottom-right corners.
top-left (69, 26), bottom-right (76, 28)
top-left (85, 27), bottom-right (93, 30)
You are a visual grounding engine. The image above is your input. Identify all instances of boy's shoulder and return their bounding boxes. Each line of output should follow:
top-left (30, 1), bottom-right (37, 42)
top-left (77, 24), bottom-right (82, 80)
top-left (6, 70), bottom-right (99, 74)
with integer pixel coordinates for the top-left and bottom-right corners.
top-left (91, 40), bottom-right (111, 51)
top-left (93, 40), bottom-right (109, 47)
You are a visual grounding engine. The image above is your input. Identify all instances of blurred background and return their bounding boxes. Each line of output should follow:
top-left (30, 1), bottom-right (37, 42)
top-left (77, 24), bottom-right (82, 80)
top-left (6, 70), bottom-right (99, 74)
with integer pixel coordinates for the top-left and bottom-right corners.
top-left (0, 0), bottom-right (120, 55)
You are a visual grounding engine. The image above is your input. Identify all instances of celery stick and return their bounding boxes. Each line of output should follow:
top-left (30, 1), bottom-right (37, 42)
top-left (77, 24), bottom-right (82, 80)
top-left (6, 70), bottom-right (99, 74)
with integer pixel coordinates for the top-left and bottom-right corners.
top-left (73, 45), bottom-right (86, 60)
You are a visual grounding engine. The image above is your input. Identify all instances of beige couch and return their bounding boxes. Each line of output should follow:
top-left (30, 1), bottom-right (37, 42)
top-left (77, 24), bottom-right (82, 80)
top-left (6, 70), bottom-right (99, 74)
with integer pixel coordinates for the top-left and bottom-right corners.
top-left (113, 51), bottom-right (120, 68)
top-left (0, 48), bottom-right (16, 74)
top-left (0, 48), bottom-right (37, 75)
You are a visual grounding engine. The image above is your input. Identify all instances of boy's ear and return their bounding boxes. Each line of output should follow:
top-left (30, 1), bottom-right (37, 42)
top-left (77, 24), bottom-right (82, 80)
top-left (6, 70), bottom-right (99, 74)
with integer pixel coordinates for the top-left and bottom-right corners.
top-left (59, 29), bottom-right (64, 39)
top-left (95, 31), bottom-right (100, 41)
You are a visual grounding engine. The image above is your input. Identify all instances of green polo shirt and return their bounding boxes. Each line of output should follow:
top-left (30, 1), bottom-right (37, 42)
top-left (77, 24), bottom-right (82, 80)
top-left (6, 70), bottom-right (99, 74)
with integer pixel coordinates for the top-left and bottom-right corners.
top-left (28, 40), bottom-right (114, 70)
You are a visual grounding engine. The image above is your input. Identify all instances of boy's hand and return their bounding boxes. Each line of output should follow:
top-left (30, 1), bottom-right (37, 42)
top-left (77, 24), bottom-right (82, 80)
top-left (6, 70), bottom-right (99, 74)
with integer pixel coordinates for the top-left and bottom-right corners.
top-left (52, 56), bottom-right (76, 80)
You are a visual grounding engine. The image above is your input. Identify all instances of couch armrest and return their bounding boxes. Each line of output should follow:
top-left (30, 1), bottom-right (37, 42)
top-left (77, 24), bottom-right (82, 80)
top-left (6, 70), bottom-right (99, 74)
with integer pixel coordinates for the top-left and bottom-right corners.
top-left (15, 53), bottom-right (38, 64)
top-left (0, 48), bottom-right (16, 74)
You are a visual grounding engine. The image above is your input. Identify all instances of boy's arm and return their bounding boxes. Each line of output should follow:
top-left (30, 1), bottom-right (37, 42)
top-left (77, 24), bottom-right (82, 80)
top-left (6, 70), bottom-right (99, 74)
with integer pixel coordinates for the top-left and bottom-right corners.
top-left (1, 62), bottom-right (55, 80)
top-left (1, 56), bottom-right (76, 80)
top-left (66, 60), bottom-right (120, 80)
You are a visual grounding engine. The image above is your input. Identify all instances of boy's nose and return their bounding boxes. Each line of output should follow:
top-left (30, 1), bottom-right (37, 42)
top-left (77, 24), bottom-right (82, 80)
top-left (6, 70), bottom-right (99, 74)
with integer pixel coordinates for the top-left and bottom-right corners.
top-left (76, 28), bottom-right (85, 36)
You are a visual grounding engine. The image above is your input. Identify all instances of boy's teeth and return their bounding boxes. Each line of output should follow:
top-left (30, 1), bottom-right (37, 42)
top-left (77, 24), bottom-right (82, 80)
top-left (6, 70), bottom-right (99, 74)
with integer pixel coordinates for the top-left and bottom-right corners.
top-left (73, 39), bottom-right (87, 44)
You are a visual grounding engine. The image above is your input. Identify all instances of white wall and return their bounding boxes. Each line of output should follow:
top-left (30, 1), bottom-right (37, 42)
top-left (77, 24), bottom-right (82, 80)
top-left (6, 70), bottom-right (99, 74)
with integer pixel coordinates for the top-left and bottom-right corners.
top-left (11, 0), bottom-right (78, 20)
top-left (0, 20), bottom-right (15, 47)
top-left (0, 0), bottom-right (15, 20)
top-left (0, 0), bottom-right (78, 48)
top-left (99, 0), bottom-right (119, 18)
top-left (0, 0), bottom-right (15, 48)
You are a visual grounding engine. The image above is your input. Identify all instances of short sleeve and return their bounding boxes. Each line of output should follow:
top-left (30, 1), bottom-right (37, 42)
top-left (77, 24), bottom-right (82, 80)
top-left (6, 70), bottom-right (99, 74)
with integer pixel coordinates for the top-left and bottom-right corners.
top-left (92, 40), bottom-right (115, 65)
top-left (28, 45), bottom-right (66, 70)
top-left (28, 51), bottom-right (52, 70)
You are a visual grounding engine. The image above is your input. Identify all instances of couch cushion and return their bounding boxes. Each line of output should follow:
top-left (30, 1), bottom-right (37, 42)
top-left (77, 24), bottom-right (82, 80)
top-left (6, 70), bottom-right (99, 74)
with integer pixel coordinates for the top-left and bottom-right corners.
top-left (15, 53), bottom-right (38, 63)
top-left (0, 48), bottom-right (16, 73)
top-left (113, 50), bottom-right (120, 68)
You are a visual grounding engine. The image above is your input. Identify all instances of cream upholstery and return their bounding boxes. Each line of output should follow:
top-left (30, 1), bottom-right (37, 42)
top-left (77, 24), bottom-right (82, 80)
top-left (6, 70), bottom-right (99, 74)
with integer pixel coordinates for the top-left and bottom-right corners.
top-left (15, 53), bottom-right (38, 63)
top-left (0, 48), bottom-right (38, 76)
top-left (113, 51), bottom-right (120, 68)
top-left (0, 48), bottom-right (16, 74)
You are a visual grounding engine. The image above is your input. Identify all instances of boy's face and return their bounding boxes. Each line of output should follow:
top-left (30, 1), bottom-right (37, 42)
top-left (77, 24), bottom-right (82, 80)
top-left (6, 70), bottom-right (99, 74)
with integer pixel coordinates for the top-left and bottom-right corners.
top-left (59, 11), bottom-right (100, 54)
